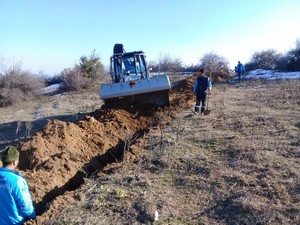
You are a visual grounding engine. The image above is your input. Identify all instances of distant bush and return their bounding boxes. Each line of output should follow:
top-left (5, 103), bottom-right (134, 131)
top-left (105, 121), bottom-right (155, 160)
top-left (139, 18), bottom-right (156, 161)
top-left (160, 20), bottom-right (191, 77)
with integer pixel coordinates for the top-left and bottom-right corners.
top-left (245, 40), bottom-right (300, 72)
top-left (60, 50), bottom-right (104, 91)
top-left (275, 54), bottom-right (290, 71)
top-left (0, 63), bottom-right (45, 107)
top-left (79, 50), bottom-right (104, 79)
top-left (44, 74), bottom-right (64, 86)
top-left (148, 53), bottom-right (184, 72)
top-left (245, 49), bottom-right (281, 71)
top-left (182, 64), bottom-right (202, 72)
top-left (60, 67), bottom-right (92, 91)
top-left (285, 39), bottom-right (300, 71)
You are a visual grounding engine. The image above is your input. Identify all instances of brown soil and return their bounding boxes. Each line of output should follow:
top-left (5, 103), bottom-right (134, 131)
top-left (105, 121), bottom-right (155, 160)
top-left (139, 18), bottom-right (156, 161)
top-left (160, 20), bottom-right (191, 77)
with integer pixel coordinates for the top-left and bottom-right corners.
top-left (19, 77), bottom-right (196, 224)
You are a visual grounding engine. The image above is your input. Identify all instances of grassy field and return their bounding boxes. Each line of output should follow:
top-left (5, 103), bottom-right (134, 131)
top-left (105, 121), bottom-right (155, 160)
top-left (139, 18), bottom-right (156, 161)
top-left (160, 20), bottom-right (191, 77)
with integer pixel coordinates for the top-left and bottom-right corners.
top-left (42, 78), bottom-right (300, 225)
top-left (1, 77), bottom-right (300, 224)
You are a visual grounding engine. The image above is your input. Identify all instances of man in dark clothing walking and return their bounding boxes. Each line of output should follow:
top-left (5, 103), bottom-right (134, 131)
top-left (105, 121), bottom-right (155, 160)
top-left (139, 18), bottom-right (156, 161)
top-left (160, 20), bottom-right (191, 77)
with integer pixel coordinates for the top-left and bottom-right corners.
top-left (194, 68), bottom-right (212, 115)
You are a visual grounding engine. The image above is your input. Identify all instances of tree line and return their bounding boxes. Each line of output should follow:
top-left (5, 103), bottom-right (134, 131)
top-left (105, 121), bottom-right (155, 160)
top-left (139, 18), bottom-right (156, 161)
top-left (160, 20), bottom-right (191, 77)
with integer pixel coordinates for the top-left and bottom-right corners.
top-left (1, 39), bottom-right (299, 107)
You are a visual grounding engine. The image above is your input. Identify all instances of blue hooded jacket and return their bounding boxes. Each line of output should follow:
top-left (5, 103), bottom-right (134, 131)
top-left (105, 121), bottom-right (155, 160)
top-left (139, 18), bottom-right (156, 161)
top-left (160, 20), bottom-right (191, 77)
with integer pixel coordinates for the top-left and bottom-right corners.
top-left (236, 63), bottom-right (245, 74)
top-left (0, 168), bottom-right (36, 225)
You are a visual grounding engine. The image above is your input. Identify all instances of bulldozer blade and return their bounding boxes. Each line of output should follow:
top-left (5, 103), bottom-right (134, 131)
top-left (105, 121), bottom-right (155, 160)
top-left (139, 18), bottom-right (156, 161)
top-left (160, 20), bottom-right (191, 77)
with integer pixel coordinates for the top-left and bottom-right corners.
top-left (128, 90), bottom-right (170, 107)
top-left (100, 75), bottom-right (170, 100)
top-left (100, 75), bottom-right (171, 107)
top-left (103, 90), bottom-right (170, 107)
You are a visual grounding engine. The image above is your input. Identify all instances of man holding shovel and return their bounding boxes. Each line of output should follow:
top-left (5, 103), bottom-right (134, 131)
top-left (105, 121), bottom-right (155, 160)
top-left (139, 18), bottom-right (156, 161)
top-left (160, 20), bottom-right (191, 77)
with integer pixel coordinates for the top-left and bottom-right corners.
top-left (194, 68), bottom-right (212, 115)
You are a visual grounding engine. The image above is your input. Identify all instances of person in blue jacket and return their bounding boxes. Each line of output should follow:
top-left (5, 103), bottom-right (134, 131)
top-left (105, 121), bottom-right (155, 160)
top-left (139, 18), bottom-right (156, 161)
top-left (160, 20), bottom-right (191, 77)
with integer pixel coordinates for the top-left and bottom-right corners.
top-left (194, 68), bottom-right (212, 115)
top-left (0, 146), bottom-right (36, 225)
top-left (235, 61), bottom-right (245, 81)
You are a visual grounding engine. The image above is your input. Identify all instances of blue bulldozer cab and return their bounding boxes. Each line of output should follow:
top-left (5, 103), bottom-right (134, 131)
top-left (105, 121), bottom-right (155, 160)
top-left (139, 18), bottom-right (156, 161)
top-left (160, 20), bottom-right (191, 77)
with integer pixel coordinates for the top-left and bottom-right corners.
top-left (110, 49), bottom-right (148, 83)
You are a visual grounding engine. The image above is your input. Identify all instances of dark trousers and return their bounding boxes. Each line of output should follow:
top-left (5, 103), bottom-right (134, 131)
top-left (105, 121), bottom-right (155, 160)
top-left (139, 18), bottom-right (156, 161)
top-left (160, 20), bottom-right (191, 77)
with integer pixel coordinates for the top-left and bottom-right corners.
top-left (238, 72), bottom-right (242, 81)
top-left (195, 92), bottom-right (207, 113)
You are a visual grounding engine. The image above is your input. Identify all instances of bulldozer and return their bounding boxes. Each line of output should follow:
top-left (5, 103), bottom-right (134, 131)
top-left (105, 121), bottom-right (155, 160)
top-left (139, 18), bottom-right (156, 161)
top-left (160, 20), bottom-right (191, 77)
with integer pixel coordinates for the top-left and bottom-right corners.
top-left (100, 44), bottom-right (171, 106)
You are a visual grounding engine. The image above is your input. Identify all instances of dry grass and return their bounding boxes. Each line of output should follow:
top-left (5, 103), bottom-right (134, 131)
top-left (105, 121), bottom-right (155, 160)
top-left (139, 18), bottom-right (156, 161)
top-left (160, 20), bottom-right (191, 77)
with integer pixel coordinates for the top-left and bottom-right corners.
top-left (42, 79), bottom-right (300, 225)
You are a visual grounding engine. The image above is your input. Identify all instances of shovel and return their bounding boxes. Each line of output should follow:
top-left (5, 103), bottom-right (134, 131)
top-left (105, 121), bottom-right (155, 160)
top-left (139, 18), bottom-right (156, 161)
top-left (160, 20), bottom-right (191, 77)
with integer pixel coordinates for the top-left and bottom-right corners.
top-left (203, 90), bottom-right (211, 115)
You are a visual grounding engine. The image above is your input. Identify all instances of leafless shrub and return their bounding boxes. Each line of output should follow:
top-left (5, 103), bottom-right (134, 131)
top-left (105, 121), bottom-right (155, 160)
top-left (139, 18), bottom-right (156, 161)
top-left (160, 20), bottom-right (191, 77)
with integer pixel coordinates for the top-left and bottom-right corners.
top-left (148, 53), bottom-right (183, 72)
top-left (60, 67), bottom-right (92, 91)
top-left (44, 73), bottom-right (64, 86)
top-left (246, 49), bottom-right (282, 70)
top-left (58, 50), bottom-right (104, 92)
top-left (0, 63), bottom-right (45, 107)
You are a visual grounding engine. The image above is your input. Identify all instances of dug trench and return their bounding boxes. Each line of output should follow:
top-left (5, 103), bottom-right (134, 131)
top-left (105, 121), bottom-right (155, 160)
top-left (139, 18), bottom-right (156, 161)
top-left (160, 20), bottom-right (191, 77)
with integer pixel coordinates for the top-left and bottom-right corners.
top-left (16, 77), bottom-right (196, 224)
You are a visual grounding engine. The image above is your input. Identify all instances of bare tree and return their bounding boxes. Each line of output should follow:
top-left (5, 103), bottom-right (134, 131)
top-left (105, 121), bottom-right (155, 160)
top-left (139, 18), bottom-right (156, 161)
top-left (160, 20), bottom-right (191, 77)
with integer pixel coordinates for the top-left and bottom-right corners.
top-left (199, 52), bottom-right (231, 81)
top-left (246, 49), bottom-right (281, 70)
top-left (151, 53), bottom-right (183, 72)
top-left (285, 39), bottom-right (300, 71)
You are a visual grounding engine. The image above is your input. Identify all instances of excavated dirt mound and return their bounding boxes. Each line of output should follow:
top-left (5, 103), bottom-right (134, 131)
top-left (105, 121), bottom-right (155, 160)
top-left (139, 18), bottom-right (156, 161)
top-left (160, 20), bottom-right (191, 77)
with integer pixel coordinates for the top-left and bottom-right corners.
top-left (19, 77), bottom-right (196, 224)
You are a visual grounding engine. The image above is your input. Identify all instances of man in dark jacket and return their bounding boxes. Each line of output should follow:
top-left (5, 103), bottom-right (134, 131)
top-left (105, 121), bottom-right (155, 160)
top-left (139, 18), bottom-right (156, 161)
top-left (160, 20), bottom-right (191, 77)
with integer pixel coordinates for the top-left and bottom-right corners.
top-left (194, 68), bottom-right (212, 115)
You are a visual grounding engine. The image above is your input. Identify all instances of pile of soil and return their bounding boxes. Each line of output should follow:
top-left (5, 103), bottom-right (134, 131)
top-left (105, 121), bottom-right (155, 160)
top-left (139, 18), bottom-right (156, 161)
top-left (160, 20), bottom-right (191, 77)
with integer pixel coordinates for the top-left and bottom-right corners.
top-left (19, 77), bottom-right (196, 224)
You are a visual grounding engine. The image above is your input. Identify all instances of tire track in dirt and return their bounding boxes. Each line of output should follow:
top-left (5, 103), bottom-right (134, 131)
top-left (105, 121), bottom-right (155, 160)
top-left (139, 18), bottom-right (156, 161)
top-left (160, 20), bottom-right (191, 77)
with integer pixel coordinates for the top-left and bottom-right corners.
top-left (19, 77), bottom-right (196, 224)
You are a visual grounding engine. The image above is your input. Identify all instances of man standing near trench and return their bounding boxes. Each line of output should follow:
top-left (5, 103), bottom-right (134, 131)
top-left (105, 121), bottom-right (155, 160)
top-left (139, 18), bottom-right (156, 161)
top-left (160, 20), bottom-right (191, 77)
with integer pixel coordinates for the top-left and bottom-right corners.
top-left (0, 146), bottom-right (36, 224)
top-left (235, 61), bottom-right (245, 82)
top-left (194, 68), bottom-right (212, 115)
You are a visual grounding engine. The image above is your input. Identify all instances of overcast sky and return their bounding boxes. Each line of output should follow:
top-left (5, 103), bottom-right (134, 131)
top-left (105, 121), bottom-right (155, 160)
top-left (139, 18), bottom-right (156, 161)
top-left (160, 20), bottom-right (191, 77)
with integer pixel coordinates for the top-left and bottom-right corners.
top-left (1, 0), bottom-right (300, 75)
